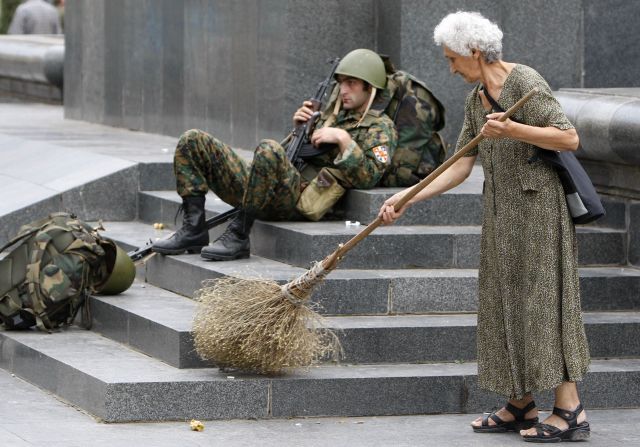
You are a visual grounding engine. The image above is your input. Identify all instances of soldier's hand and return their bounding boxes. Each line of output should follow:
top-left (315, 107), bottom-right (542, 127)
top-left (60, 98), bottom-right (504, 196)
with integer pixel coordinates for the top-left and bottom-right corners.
top-left (378, 191), bottom-right (410, 225)
top-left (310, 127), bottom-right (350, 148)
top-left (293, 101), bottom-right (315, 125)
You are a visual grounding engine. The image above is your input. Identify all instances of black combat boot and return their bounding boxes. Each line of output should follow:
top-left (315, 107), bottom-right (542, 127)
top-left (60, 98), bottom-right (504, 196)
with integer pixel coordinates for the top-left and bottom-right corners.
top-left (200, 210), bottom-right (254, 261)
top-left (152, 196), bottom-right (209, 255)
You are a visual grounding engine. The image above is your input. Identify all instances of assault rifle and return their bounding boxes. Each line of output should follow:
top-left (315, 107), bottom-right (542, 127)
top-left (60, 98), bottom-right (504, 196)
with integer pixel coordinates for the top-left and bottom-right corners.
top-left (128, 57), bottom-right (341, 262)
top-left (286, 57), bottom-right (341, 170)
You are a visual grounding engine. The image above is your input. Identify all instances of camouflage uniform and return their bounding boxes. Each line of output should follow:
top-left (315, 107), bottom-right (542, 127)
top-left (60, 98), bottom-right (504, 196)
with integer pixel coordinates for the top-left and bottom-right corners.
top-left (174, 108), bottom-right (397, 220)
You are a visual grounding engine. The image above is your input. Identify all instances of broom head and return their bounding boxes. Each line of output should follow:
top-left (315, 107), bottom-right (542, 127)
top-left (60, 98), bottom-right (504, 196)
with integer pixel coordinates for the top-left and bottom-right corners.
top-left (192, 263), bottom-right (341, 374)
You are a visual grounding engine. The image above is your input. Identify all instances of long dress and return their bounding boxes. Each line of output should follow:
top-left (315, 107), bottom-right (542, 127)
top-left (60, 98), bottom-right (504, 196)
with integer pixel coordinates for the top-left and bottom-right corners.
top-left (455, 64), bottom-right (591, 399)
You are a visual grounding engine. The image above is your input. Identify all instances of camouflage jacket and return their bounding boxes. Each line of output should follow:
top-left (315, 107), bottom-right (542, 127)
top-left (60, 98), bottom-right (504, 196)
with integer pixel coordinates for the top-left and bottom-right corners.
top-left (301, 108), bottom-right (398, 189)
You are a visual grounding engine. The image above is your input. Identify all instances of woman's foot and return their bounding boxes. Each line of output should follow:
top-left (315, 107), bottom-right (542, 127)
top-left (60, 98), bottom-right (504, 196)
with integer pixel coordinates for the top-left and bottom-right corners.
top-left (471, 397), bottom-right (538, 432)
top-left (520, 403), bottom-right (589, 442)
top-left (521, 382), bottom-right (590, 441)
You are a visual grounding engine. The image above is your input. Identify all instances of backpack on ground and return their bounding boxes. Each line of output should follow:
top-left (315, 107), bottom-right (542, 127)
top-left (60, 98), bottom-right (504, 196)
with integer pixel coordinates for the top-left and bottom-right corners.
top-left (322, 56), bottom-right (447, 187)
top-left (0, 212), bottom-right (117, 331)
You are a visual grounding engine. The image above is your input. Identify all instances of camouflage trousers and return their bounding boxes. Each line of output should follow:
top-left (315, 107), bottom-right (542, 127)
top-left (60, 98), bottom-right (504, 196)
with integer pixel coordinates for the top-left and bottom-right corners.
top-left (174, 129), bottom-right (302, 220)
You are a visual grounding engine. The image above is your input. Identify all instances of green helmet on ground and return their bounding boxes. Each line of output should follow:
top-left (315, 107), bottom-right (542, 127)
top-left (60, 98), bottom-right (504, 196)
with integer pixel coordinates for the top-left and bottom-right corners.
top-left (96, 243), bottom-right (136, 295)
top-left (335, 49), bottom-right (387, 90)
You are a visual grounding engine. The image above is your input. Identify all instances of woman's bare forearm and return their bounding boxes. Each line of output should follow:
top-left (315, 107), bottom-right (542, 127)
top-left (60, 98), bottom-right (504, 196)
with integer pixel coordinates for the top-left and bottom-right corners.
top-left (508, 122), bottom-right (579, 151)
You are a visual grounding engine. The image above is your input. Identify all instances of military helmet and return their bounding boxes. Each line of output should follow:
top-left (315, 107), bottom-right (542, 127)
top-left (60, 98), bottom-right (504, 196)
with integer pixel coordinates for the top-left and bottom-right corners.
top-left (96, 244), bottom-right (136, 295)
top-left (335, 49), bottom-right (387, 90)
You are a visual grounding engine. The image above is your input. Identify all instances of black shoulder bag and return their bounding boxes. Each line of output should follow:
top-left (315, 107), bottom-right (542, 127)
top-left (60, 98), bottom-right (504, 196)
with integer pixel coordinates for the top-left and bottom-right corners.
top-left (481, 86), bottom-right (605, 224)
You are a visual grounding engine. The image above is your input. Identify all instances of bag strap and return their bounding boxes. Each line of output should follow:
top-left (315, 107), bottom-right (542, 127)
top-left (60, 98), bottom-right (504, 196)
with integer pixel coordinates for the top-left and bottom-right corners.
top-left (24, 220), bottom-right (82, 331)
top-left (390, 79), bottom-right (407, 123)
top-left (24, 230), bottom-right (56, 330)
top-left (0, 225), bottom-right (59, 320)
top-left (481, 85), bottom-right (543, 164)
top-left (0, 212), bottom-right (72, 253)
top-left (480, 85), bottom-right (505, 113)
top-left (0, 227), bottom-right (40, 254)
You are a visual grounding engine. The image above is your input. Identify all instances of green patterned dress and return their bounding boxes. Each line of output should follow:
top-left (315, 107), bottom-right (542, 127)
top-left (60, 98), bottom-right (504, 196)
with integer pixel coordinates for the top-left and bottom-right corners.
top-left (455, 65), bottom-right (590, 399)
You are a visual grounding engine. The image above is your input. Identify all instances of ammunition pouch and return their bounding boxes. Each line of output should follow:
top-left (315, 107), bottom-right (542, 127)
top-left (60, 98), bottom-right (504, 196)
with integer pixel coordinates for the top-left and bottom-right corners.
top-left (295, 168), bottom-right (346, 221)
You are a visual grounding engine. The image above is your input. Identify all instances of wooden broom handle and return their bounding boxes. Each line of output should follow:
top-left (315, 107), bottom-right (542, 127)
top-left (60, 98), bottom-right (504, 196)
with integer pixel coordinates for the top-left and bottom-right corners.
top-left (322, 87), bottom-right (539, 270)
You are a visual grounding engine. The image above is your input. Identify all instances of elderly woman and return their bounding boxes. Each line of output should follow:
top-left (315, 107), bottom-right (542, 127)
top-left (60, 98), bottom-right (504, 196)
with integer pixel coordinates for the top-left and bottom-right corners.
top-left (379, 11), bottom-right (590, 442)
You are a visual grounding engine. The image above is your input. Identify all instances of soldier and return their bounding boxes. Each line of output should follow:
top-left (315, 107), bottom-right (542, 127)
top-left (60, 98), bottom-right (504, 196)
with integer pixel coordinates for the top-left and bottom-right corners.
top-left (153, 49), bottom-right (398, 261)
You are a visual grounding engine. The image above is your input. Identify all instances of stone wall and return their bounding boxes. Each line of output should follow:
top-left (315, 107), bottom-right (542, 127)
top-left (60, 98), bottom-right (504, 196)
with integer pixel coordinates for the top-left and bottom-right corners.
top-left (64, 0), bottom-right (640, 149)
top-left (555, 87), bottom-right (640, 268)
top-left (64, 0), bottom-right (374, 149)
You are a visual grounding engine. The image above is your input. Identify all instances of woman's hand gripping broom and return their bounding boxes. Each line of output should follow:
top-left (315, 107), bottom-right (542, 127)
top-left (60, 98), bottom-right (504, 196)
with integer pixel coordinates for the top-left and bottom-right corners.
top-left (192, 88), bottom-right (539, 374)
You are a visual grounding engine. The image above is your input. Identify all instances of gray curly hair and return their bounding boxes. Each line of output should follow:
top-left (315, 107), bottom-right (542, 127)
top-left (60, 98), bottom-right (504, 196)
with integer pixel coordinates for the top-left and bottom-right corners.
top-left (433, 11), bottom-right (503, 63)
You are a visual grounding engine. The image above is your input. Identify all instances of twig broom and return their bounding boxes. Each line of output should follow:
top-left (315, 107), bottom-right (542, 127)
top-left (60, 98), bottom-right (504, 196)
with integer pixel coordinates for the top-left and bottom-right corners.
top-left (192, 88), bottom-right (539, 374)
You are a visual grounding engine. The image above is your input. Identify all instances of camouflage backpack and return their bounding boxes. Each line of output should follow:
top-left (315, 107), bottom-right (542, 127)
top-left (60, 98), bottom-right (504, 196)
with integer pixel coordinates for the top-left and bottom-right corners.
top-left (0, 212), bottom-right (115, 331)
top-left (376, 68), bottom-right (447, 186)
top-left (322, 57), bottom-right (447, 187)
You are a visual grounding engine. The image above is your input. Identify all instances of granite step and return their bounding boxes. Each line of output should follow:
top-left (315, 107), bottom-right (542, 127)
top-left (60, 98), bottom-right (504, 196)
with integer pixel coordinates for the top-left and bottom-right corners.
top-left (89, 283), bottom-right (640, 366)
top-left (343, 183), bottom-right (628, 231)
top-left (142, 254), bottom-right (640, 315)
top-left (342, 165), bottom-right (485, 226)
top-left (137, 164), bottom-right (485, 228)
top-left (106, 214), bottom-right (627, 273)
top-left (1, 328), bottom-right (639, 422)
top-left (249, 221), bottom-right (625, 269)
top-left (0, 327), bottom-right (267, 422)
top-left (327, 312), bottom-right (640, 364)
top-left (100, 221), bottom-right (640, 315)
top-left (89, 281), bottom-right (201, 369)
top-left (137, 184), bottom-right (487, 228)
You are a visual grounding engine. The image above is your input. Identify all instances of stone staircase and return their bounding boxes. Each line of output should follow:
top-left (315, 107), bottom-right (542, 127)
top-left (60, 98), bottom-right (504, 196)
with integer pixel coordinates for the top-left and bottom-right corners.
top-left (1, 165), bottom-right (640, 423)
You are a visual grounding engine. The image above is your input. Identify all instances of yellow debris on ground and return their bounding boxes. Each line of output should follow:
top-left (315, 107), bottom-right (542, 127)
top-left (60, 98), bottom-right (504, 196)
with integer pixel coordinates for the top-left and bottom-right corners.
top-left (189, 419), bottom-right (204, 431)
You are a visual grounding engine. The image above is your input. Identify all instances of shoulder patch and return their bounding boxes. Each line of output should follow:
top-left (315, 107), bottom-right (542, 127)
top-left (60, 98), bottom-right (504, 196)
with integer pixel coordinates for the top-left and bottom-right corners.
top-left (372, 145), bottom-right (389, 164)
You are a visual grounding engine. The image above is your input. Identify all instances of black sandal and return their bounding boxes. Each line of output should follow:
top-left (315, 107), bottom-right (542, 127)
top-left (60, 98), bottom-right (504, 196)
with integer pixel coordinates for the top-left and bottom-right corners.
top-left (522, 402), bottom-right (590, 443)
top-left (473, 401), bottom-right (539, 433)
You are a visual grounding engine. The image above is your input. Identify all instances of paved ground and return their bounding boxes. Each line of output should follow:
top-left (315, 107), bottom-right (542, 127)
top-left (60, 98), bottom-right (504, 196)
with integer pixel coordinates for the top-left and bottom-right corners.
top-left (2, 368), bottom-right (640, 447)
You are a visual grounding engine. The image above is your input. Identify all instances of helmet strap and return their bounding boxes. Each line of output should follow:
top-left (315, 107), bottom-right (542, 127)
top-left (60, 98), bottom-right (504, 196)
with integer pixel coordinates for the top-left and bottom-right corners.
top-left (323, 96), bottom-right (342, 128)
top-left (356, 87), bottom-right (377, 127)
top-left (333, 95), bottom-right (342, 115)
